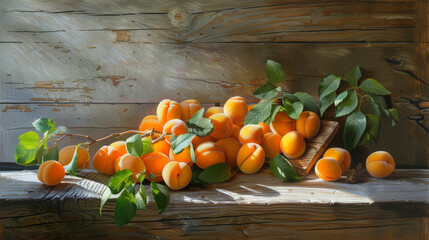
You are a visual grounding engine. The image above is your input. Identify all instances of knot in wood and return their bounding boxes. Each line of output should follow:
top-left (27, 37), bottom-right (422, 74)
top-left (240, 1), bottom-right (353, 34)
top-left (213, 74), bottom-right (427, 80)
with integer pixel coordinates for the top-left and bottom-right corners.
top-left (168, 8), bottom-right (191, 28)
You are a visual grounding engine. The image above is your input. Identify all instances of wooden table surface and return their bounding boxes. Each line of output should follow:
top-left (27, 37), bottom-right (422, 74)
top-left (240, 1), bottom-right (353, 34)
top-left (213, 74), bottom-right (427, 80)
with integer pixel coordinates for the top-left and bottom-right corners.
top-left (1, 167), bottom-right (428, 239)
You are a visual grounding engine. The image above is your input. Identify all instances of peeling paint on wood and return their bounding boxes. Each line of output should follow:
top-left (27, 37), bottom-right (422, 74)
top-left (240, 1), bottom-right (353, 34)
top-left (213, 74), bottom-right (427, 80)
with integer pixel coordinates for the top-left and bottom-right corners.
top-left (113, 30), bottom-right (131, 42)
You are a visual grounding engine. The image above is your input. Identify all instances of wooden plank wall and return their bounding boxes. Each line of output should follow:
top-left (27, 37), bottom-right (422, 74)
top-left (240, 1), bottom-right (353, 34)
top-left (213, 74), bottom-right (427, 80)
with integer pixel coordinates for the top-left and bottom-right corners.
top-left (0, 0), bottom-right (427, 166)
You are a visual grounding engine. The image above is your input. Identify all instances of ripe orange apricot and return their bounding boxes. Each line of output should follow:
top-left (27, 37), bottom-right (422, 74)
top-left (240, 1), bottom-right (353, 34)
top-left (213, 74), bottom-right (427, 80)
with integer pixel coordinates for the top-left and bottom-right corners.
top-left (192, 134), bottom-right (212, 148)
top-left (323, 148), bottom-right (351, 172)
top-left (236, 143), bottom-right (265, 174)
top-left (262, 132), bottom-right (282, 159)
top-left (138, 115), bottom-right (163, 133)
top-left (204, 106), bottom-right (223, 118)
top-left (270, 111), bottom-right (296, 136)
top-left (280, 131), bottom-right (306, 159)
top-left (366, 151), bottom-right (395, 178)
top-left (209, 113), bottom-right (234, 139)
top-left (58, 145), bottom-right (90, 169)
top-left (216, 138), bottom-right (241, 169)
top-left (194, 142), bottom-right (225, 169)
top-left (231, 124), bottom-right (241, 140)
top-left (114, 153), bottom-right (146, 182)
top-left (156, 99), bottom-right (182, 125)
top-left (141, 152), bottom-right (170, 182)
top-left (296, 111), bottom-right (321, 139)
top-left (37, 160), bottom-right (65, 186)
top-left (109, 141), bottom-right (128, 156)
top-left (163, 119), bottom-right (188, 143)
top-left (153, 139), bottom-right (170, 156)
top-left (169, 146), bottom-right (193, 167)
top-left (239, 124), bottom-right (264, 145)
top-left (162, 161), bottom-right (192, 190)
top-left (224, 96), bottom-right (248, 125)
top-left (257, 122), bottom-right (272, 135)
top-left (315, 157), bottom-right (342, 181)
top-left (92, 146), bottom-right (123, 175)
top-left (180, 99), bottom-right (202, 122)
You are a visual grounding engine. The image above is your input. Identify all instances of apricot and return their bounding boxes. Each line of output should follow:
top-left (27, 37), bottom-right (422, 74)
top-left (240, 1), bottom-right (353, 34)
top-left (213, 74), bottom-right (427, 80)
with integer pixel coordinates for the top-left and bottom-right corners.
top-left (209, 113), bottom-right (234, 139)
top-left (163, 119), bottom-right (188, 143)
top-left (270, 111), bottom-right (296, 136)
top-left (59, 145), bottom-right (90, 169)
top-left (224, 96), bottom-right (248, 125)
top-left (162, 161), bottom-right (192, 190)
top-left (192, 134), bottom-right (212, 148)
top-left (257, 121), bottom-right (272, 135)
top-left (366, 151), bottom-right (395, 178)
top-left (315, 157), bottom-right (342, 181)
top-left (153, 139), bottom-right (170, 156)
top-left (231, 125), bottom-right (241, 140)
top-left (169, 146), bottom-right (193, 166)
top-left (204, 106), bottom-right (223, 118)
top-left (296, 111), bottom-right (321, 139)
top-left (109, 141), bottom-right (128, 156)
top-left (114, 153), bottom-right (146, 182)
top-left (141, 152), bottom-right (170, 182)
top-left (37, 160), bottom-right (65, 186)
top-left (138, 115), bottom-right (163, 133)
top-left (180, 99), bottom-right (202, 122)
top-left (156, 99), bottom-right (182, 125)
top-left (239, 124), bottom-right (264, 145)
top-left (93, 146), bottom-right (123, 175)
top-left (280, 131), bottom-right (306, 159)
top-left (194, 142), bottom-right (225, 169)
top-left (323, 148), bottom-right (351, 172)
top-left (236, 143), bottom-right (265, 174)
top-left (216, 138), bottom-right (241, 169)
top-left (262, 132), bottom-right (282, 159)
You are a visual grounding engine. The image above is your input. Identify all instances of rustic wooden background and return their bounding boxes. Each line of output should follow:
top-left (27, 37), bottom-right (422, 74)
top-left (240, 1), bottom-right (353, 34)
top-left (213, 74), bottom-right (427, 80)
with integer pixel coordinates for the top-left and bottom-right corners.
top-left (0, 0), bottom-right (427, 167)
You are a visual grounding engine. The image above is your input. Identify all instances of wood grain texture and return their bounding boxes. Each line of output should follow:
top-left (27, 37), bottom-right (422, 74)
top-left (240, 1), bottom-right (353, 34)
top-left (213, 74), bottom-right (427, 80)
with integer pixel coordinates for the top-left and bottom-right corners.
top-left (0, 168), bottom-right (428, 239)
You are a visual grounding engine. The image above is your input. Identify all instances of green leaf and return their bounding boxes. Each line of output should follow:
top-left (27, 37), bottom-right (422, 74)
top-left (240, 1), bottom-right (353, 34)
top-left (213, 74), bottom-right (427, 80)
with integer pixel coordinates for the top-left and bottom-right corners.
top-left (190, 165), bottom-right (206, 186)
top-left (126, 134), bottom-right (144, 157)
top-left (171, 133), bottom-right (195, 154)
top-left (347, 66), bottom-right (361, 88)
top-left (15, 143), bottom-right (38, 166)
top-left (135, 176), bottom-right (147, 210)
top-left (269, 154), bottom-right (303, 182)
top-left (334, 90), bottom-right (358, 117)
top-left (151, 182), bottom-right (170, 214)
top-left (190, 107), bottom-right (204, 119)
top-left (141, 137), bottom-right (154, 156)
top-left (198, 163), bottom-right (231, 184)
top-left (18, 131), bottom-right (40, 149)
top-left (35, 144), bottom-right (44, 165)
top-left (266, 60), bottom-right (284, 83)
top-left (319, 74), bottom-right (341, 100)
top-left (99, 188), bottom-right (112, 215)
top-left (368, 93), bottom-right (388, 109)
top-left (366, 114), bottom-right (380, 142)
top-left (334, 90), bottom-right (348, 106)
top-left (63, 143), bottom-right (83, 176)
top-left (283, 100), bottom-right (304, 120)
top-left (114, 190), bottom-right (137, 227)
top-left (319, 92), bottom-right (336, 117)
top-left (33, 118), bottom-right (56, 134)
top-left (284, 92), bottom-right (319, 114)
top-left (53, 126), bottom-right (68, 134)
top-left (244, 100), bottom-right (272, 125)
top-left (387, 108), bottom-right (399, 126)
top-left (108, 169), bottom-right (133, 194)
top-left (266, 103), bottom-right (282, 125)
top-left (360, 78), bottom-right (391, 95)
top-left (189, 143), bottom-right (196, 163)
top-left (367, 95), bottom-right (380, 116)
top-left (343, 111), bottom-right (367, 151)
top-left (254, 82), bottom-right (280, 100)
top-left (186, 111), bottom-right (214, 137)
top-left (43, 146), bottom-right (59, 162)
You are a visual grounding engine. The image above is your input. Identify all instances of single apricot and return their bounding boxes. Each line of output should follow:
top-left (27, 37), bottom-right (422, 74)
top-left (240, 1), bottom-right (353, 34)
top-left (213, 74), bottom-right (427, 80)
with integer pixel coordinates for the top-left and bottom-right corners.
top-left (366, 151), bottom-right (395, 178)
top-left (162, 161), bottom-right (192, 190)
top-left (224, 96), bottom-right (248, 125)
top-left (37, 160), bottom-right (65, 186)
top-left (231, 125), bottom-right (242, 140)
top-left (257, 122), bottom-right (272, 135)
top-left (315, 157), bottom-right (342, 181)
top-left (192, 134), bottom-right (212, 148)
top-left (109, 141), bottom-right (128, 156)
top-left (262, 132), bottom-right (282, 159)
top-left (236, 143), bottom-right (265, 174)
top-left (163, 119), bottom-right (188, 143)
top-left (153, 139), bottom-right (170, 156)
top-left (216, 138), bottom-right (241, 169)
top-left (59, 145), bottom-right (90, 169)
top-left (169, 146), bottom-right (193, 167)
top-left (156, 99), bottom-right (182, 125)
top-left (270, 111), bottom-right (296, 136)
top-left (323, 148), bottom-right (351, 172)
top-left (141, 152), bottom-right (170, 182)
top-left (138, 115), bottom-right (163, 133)
top-left (180, 99), bottom-right (202, 122)
top-left (204, 106), bottom-right (223, 118)
top-left (114, 153), bottom-right (146, 182)
top-left (209, 113), bottom-right (234, 139)
top-left (194, 142), bottom-right (225, 169)
top-left (239, 124), bottom-right (264, 145)
top-left (280, 131), bottom-right (306, 159)
top-left (247, 104), bottom-right (255, 112)
top-left (92, 146), bottom-right (123, 175)
top-left (296, 111), bottom-right (321, 139)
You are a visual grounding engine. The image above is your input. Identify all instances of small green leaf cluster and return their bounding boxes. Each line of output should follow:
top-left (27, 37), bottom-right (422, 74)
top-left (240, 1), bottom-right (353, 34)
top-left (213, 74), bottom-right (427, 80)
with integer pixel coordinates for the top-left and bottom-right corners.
top-left (125, 134), bottom-right (154, 157)
top-left (319, 66), bottom-right (399, 150)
